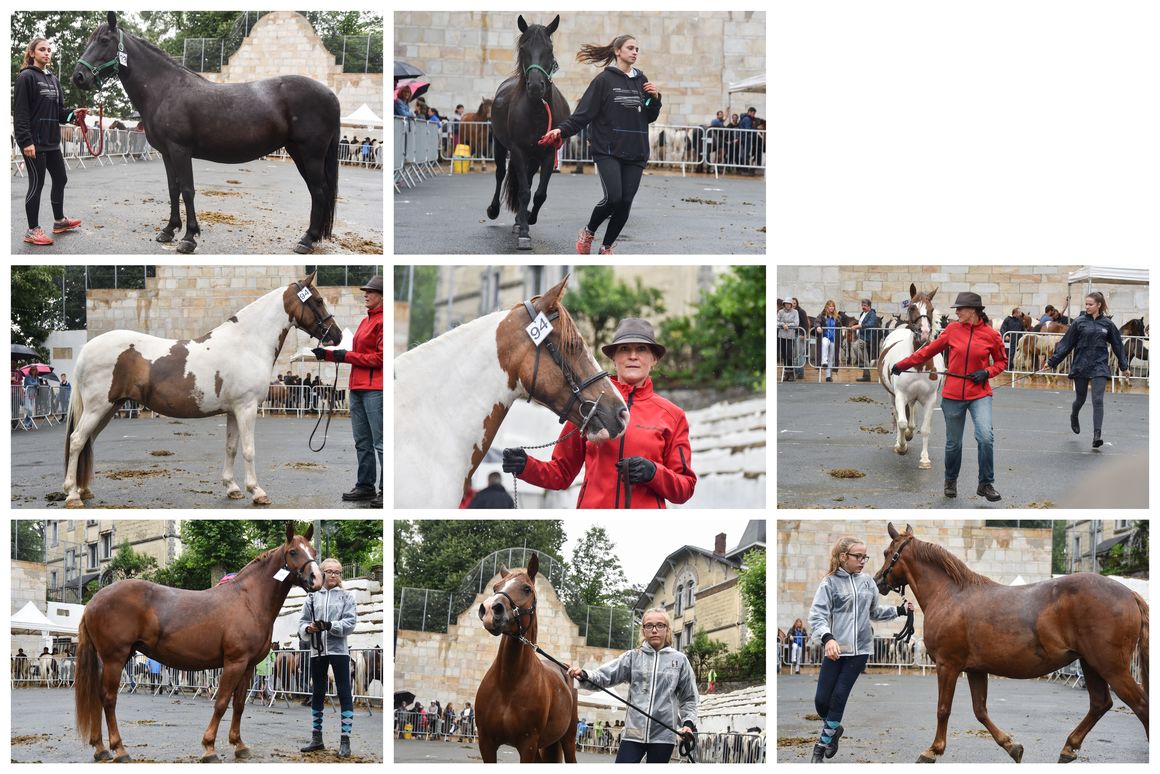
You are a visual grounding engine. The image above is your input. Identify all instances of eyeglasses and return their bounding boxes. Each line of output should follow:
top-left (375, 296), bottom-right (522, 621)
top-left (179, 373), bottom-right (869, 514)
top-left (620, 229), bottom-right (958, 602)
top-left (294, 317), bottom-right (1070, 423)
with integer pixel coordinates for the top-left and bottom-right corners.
top-left (642, 623), bottom-right (668, 632)
top-left (323, 570), bottom-right (342, 576)
top-left (845, 553), bottom-right (870, 562)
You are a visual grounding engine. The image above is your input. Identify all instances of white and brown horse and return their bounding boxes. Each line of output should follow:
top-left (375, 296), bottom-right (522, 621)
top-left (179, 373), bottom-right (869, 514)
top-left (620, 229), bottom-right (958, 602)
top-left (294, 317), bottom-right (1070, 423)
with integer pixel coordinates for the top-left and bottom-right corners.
top-left (878, 284), bottom-right (945, 469)
top-left (393, 275), bottom-right (628, 508)
top-left (63, 272), bottom-right (342, 508)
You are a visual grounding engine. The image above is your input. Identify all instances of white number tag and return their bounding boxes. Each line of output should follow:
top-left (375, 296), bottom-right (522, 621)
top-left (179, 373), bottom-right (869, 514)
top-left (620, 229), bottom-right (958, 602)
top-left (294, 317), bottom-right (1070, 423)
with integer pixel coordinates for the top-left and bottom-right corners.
top-left (118, 51), bottom-right (128, 67)
top-left (296, 286), bottom-right (313, 303)
top-left (525, 312), bottom-right (553, 347)
top-left (272, 568), bottom-right (290, 581)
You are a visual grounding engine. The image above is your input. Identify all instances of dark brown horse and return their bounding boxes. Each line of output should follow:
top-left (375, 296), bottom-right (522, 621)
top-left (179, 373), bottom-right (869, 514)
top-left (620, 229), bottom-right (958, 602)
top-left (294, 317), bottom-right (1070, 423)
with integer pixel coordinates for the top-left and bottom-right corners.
top-left (476, 553), bottom-right (578, 762)
top-left (873, 522), bottom-right (1148, 763)
top-left (1120, 317), bottom-right (1149, 365)
top-left (75, 523), bottom-right (323, 762)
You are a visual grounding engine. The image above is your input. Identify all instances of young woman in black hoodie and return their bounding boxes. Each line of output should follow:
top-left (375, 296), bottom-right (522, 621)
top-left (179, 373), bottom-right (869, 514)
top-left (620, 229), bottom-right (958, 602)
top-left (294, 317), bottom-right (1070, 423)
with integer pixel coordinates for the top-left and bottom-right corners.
top-left (540, 35), bottom-right (661, 255)
top-left (14, 37), bottom-right (86, 246)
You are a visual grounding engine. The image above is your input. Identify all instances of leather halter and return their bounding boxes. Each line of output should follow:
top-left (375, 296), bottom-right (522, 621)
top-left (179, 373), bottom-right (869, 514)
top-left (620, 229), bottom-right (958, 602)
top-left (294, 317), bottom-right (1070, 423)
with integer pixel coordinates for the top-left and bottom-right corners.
top-left (495, 587), bottom-right (537, 640)
top-left (522, 300), bottom-right (609, 426)
top-left (292, 281), bottom-right (336, 343)
top-left (280, 544), bottom-right (321, 593)
top-left (77, 28), bottom-right (125, 86)
top-left (881, 537), bottom-right (914, 596)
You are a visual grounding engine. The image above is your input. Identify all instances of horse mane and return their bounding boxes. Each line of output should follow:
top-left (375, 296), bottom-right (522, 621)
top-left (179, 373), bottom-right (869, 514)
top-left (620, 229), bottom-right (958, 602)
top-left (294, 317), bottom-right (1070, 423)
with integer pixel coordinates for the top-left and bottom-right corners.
top-left (232, 544), bottom-right (285, 579)
top-left (909, 539), bottom-right (997, 588)
top-left (532, 296), bottom-right (585, 357)
top-left (123, 27), bottom-right (209, 82)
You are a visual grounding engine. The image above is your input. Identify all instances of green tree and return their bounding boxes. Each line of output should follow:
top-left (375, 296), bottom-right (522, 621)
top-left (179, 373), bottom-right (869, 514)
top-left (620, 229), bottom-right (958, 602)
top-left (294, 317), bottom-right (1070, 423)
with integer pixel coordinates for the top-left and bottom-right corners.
top-left (396, 265), bottom-right (439, 348)
top-left (567, 266), bottom-right (666, 357)
top-left (12, 521), bottom-right (45, 562)
top-left (11, 266), bottom-right (63, 351)
top-left (1051, 521), bottom-right (1067, 575)
top-left (102, 540), bottom-right (158, 582)
top-left (683, 630), bottom-right (729, 683)
top-left (730, 547), bottom-right (767, 679)
top-left (150, 551), bottom-right (210, 590)
top-left (394, 520), bottom-right (566, 591)
top-left (563, 526), bottom-right (632, 610)
top-left (660, 266), bottom-right (766, 389)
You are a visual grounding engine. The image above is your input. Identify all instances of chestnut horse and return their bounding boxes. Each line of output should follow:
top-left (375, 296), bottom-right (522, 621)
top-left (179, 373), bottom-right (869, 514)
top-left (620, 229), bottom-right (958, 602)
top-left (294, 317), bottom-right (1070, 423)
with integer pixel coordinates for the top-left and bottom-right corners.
top-left (874, 522), bottom-right (1148, 763)
top-left (476, 553), bottom-right (578, 762)
top-left (75, 522), bottom-right (323, 762)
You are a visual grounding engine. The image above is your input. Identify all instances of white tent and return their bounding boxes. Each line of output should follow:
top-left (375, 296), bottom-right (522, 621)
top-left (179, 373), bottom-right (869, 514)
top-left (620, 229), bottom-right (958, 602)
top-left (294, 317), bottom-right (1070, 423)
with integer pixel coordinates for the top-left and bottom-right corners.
top-left (10, 601), bottom-right (77, 635)
top-left (342, 103), bottom-right (384, 128)
top-left (727, 74), bottom-right (766, 94)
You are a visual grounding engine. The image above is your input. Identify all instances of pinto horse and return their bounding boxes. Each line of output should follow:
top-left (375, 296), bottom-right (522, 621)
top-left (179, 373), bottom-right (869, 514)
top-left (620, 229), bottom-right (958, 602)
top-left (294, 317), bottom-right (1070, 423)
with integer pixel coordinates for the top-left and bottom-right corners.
top-left (73, 12), bottom-right (340, 254)
top-left (393, 275), bottom-right (628, 507)
top-left (485, 15), bottom-right (571, 250)
top-left (877, 284), bottom-right (944, 469)
top-left (874, 522), bottom-right (1148, 764)
top-left (476, 553), bottom-right (579, 762)
top-left (63, 272), bottom-right (342, 508)
top-left (75, 522), bottom-right (323, 762)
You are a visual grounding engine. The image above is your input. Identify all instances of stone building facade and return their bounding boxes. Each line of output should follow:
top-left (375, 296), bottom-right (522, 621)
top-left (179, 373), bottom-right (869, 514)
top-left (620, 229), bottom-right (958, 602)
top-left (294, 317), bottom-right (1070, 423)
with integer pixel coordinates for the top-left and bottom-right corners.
top-left (12, 560), bottom-right (51, 656)
top-left (776, 520), bottom-right (1053, 639)
top-left (44, 519), bottom-right (182, 603)
top-left (1063, 519), bottom-right (1140, 574)
top-left (393, 11), bottom-right (766, 128)
top-left (202, 11), bottom-right (384, 126)
top-left (776, 265), bottom-right (1149, 324)
top-left (84, 266), bottom-right (370, 392)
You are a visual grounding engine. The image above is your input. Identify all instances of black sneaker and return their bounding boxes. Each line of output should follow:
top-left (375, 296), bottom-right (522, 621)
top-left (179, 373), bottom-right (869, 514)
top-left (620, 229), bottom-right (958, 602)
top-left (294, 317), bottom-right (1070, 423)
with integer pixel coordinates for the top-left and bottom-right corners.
top-left (1070, 412), bottom-right (1080, 434)
top-left (810, 744), bottom-right (826, 764)
top-left (824, 725), bottom-right (844, 758)
top-left (372, 492), bottom-right (383, 508)
top-left (342, 487), bottom-right (376, 502)
top-left (1092, 430), bottom-right (1103, 448)
top-left (944, 480), bottom-right (957, 498)
top-left (977, 482), bottom-right (1002, 502)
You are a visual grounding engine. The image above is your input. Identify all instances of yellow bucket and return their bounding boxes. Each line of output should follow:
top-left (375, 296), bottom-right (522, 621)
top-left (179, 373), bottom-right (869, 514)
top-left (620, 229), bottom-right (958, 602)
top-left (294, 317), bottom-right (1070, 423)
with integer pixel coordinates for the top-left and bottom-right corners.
top-left (452, 144), bottom-right (471, 174)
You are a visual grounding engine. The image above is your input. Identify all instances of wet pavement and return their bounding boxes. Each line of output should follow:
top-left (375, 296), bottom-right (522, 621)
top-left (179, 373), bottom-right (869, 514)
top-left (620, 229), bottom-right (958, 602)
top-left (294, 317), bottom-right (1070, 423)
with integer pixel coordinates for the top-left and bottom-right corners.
top-left (393, 738), bottom-right (610, 763)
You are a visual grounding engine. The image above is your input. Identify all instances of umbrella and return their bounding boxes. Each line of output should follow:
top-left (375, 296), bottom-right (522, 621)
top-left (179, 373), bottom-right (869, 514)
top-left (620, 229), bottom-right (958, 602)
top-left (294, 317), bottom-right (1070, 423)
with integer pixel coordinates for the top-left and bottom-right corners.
top-left (394, 60), bottom-right (424, 81)
top-left (395, 80), bottom-right (429, 102)
top-left (394, 691), bottom-right (416, 709)
top-left (19, 363), bottom-right (54, 376)
top-left (10, 344), bottom-right (39, 361)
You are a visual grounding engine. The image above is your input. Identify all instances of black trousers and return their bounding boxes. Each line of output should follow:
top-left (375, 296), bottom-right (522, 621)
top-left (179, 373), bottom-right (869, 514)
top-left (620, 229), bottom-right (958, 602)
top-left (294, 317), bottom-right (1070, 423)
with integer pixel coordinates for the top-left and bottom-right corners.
top-left (23, 148), bottom-right (68, 229)
top-left (587, 156), bottom-right (645, 246)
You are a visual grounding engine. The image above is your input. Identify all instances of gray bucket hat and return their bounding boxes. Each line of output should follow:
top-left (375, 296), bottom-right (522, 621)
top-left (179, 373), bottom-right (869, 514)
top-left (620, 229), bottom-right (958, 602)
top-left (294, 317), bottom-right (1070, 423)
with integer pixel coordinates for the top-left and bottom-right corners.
top-left (359, 275), bottom-right (383, 293)
top-left (601, 318), bottom-right (666, 360)
top-left (948, 291), bottom-right (984, 310)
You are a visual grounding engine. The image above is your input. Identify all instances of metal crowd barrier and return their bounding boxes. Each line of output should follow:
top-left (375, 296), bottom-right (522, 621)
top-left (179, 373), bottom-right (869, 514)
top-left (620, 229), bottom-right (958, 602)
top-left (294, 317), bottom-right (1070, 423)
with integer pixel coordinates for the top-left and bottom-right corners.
top-left (259, 383), bottom-right (350, 417)
top-left (704, 127), bottom-right (766, 178)
top-left (264, 143), bottom-right (382, 169)
top-left (1002, 331), bottom-right (1148, 393)
top-left (695, 732), bottom-right (766, 764)
top-left (395, 708), bottom-right (476, 740)
top-left (12, 126), bottom-right (158, 176)
top-left (394, 116), bottom-right (442, 189)
top-left (803, 325), bottom-right (893, 381)
top-left (11, 384), bottom-right (69, 430)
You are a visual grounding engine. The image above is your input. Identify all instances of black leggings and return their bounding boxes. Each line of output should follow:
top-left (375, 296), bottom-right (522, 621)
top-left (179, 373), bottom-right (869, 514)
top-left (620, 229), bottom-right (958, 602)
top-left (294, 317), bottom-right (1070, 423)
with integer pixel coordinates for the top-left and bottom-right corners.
top-left (23, 148), bottom-right (67, 229)
top-left (615, 740), bottom-right (674, 763)
top-left (1072, 376), bottom-right (1107, 432)
top-left (588, 156), bottom-right (645, 246)
top-left (814, 653), bottom-right (869, 725)
top-left (310, 654), bottom-right (353, 734)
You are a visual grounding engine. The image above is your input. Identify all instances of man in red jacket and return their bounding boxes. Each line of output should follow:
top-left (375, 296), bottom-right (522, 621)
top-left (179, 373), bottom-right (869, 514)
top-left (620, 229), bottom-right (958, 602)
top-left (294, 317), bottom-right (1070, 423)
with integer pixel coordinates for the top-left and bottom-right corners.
top-left (502, 318), bottom-right (696, 508)
top-left (315, 275), bottom-right (384, 507)
top-left (892, 291), bottom-right (1007, 502)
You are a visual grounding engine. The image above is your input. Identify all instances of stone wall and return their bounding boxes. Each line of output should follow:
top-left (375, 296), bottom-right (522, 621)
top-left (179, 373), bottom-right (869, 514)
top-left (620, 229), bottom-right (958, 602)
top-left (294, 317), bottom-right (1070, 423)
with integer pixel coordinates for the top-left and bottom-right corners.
top-left (776, 265), bottom-right (1149, 323)
top-left (11, 560), bottom-right (49, 658)
top-left (776, 521), bottom-right (1053, 638)
top-left (394, 12), bottom-right (766, 128)
top-left (645, 550), bottom-right (747, 651)
top-left (85, 266), bottom-right (369, 391)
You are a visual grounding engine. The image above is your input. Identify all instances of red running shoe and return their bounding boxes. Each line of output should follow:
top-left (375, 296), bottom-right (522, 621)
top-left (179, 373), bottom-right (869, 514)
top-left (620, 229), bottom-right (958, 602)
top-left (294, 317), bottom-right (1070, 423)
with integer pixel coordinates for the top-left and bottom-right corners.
top-left (575, 227), bottom-right (595, 255)
top-left (598, 242), bottom-right (617, 255)
top-left (52, 217), bottom-right (82, 234)
top-left (23, 227), bottom-right (53, 246)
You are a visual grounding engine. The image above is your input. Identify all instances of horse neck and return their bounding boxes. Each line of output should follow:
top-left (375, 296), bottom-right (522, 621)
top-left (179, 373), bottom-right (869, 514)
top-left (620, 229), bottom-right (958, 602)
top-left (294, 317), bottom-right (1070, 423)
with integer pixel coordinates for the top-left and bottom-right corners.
top-left (118, 32), bottom-right (197, 113)
top-left (228, 547), bottom-right (296, 625)
top-left (903, 548), bottom-right (955, 608)
top-left (495, 615), bottom-right (539, 680)
top-left (223, 287), bottom-right (297, 362)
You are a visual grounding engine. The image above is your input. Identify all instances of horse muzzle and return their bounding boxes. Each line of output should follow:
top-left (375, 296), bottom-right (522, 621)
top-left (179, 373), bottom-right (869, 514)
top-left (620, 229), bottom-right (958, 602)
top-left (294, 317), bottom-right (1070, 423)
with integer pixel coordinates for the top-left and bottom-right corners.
top-left (71, 69), bottom-right (97, 90)
top-left (477, 602), bottom-right (506, 636)
top-left (585, 405), bottom-right (628, 444)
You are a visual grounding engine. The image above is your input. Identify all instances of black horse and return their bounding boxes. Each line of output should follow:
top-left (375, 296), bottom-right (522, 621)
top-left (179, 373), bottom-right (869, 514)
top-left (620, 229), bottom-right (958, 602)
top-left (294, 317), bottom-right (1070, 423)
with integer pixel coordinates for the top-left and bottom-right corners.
top-left (485, 15), bottom-right (571, 251)
top-left (72, 12), bottom-right (340, 254)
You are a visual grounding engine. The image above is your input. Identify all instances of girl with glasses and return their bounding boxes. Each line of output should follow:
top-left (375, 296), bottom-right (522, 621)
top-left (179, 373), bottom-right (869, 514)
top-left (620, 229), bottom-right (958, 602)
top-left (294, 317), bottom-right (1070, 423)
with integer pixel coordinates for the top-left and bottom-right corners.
top-left (806, 537), bottom-right (912, 763)
top-left (298, 558), bottom-right (358, 758)
top-left (566, 607), bottom-right (697, 763)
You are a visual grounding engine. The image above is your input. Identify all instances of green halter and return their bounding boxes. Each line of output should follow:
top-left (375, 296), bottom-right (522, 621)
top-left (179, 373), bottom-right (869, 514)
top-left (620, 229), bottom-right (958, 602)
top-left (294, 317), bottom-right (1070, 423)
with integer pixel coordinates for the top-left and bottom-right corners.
top-left (524, 60), bottom-right (558, 82)
top-left (77, 28), bottom-right (125, 85)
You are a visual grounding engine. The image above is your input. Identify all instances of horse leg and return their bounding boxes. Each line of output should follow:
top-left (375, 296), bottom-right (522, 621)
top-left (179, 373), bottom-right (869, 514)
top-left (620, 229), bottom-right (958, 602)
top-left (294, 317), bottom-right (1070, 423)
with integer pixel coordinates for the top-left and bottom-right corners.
top-left (222, 411), bottom-right (244, 499)
top-left (512, 151), bottom-right (533, 250)
top-left (99, 655), bottom-right (132, 762)
top-left (235, 405), bottom-right (270, 505)
top-left (170, 149), bottom-right (199, 254)
top-left (965, 671), bottom-right (1022, 762)
top-left (477, 731), bottom-right (498, 763)
top-left (918, 391), bottom-right (937, 470)
top-left (156, 152), bottom-right (182, 243)
top-left (228, 666), bottom-right (255, 759)
top-left (917, 663), bottom-right (960, 762)
top-left (286, 144), bottom-right (325, 253)
top-left (527, 153), bottom-right (554, 225)
top-left (518, 733), bottom-right (542, 763)
top-left (201, 663), bottom-right (246, 762)
top-left (1057, 661), bottom-right (1116, 762)
top-left (64, 401), bottom-right (115, 508)
top-left (903, 400), bottom-right (915, 441)
top-left (486, 142), bottom-right (508, 220)
top-left (1102, 662), bottom-right (1149, 737)
top-left (893, 389), bottom-right (910, 455)
top-left (540, 740), bottom-right (563, 763)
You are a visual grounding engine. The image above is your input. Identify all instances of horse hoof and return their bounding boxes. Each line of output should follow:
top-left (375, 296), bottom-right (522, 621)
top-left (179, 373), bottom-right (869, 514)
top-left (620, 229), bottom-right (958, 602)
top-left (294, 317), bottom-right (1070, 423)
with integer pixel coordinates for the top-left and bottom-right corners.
top-left (916, 753), bottom-right (936, 763)
top-left (1059, 751), bottom-right (1077, 764)
top-left (156, 232), bottom-right (174, 243)
top-left (177, 240), bottom-right (197, 254)
top-left (80, 488), bottom-right (95, 500)
top-left (113, 753), bottom-right (132, 763)
top-left (294, 241), bottom-right (313, 255)
top-left (252, 495), bottom-right (271, 506)
top-left (227, 490), bottom-right (245, 500)
top-left (93, 751), bottom-right (113, 762)
top-left (235, 748), bottom-right (252, 760)
top-left (486, 205), bottom-right (499, 220)
top-left (894, 446), bottom-right (908, 456)
top-left (200, 753), bottom-right (221, 763)
top-left (65, 498), bottom-right (85, 509)
top-left (511, 224), bottom-right (520, 234)
top-left (1008, 744), bottom-right (1023, 763)
top-left (919, 460), bottom-right (932, 470)
top-left (517, 237), bottom-right (532, 250)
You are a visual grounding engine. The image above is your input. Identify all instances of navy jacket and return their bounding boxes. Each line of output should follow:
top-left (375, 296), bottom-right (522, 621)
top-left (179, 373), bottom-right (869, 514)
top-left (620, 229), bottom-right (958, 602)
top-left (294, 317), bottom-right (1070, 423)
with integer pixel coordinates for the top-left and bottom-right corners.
top-left (14, 67), bottom-right (74, 151)
top-left (556, 66), bottom-right (661, 163)
top-left (1048, 313), bottom-right (1130, 378)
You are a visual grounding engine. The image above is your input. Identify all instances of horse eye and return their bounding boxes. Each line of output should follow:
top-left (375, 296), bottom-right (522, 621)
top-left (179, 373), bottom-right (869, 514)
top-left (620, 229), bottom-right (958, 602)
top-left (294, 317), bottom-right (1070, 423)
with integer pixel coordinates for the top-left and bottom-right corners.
top-left (523, 585), bottom-right (532, 594)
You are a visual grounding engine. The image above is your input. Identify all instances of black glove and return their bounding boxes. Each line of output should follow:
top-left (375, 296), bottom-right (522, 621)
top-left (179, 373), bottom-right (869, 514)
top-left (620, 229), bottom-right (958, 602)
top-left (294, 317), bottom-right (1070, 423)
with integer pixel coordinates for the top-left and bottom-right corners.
top-left (617, 456), bottom-right (656, 484)
top-left (314, 620), bottom-right (331, 632)
top-left (502, 448), bottom-right (527, 474)
top-left (890, 365), bottom-right (904, 376)
top-left (311, 348), bottom-right (327, 361)
top-left (968, 369), bottom-right (989, 384)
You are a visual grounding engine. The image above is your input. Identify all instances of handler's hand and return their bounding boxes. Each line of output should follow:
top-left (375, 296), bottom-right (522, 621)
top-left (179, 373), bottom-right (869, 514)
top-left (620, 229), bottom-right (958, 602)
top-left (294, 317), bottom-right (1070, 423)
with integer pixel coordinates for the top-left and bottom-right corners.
top-left (903, 600), bottom-right (915, 612)
top-left (538, 128), bottom-right (563, 147)
top-left (824, 640), bottom-right (841, 661)
top-left (502, 448), bottom-right (527, 474)
top-left (642, 81), bottom-right (659, 97)
top-left (890, 365), bottom-right (904, 376)
top-left (1122, 369), bottom-right (1132, 379)
top-left (306, 623), bottom-right (319, 633)
top-left (567, 665), bottom-right (586, 681)
top-left (967, 369), bottom-right (989, 384)
top-left (22, 144), bottom-right (36, 159)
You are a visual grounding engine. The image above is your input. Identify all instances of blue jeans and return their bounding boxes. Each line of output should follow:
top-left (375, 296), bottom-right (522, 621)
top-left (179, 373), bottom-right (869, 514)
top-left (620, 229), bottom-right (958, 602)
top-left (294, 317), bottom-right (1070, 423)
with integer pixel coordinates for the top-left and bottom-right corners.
top-left (615, 740), bottom-right (674, 763)
top-left (350, 389), bottom-right (383, 492)
top-left (941, 395), bottom-right (994, 484)
top-left (814, 653), bottom-right (869, 724)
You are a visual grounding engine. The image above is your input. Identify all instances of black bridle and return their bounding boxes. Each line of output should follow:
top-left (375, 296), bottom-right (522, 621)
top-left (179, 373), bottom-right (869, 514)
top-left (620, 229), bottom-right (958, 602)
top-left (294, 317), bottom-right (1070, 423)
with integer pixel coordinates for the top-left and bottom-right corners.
top-left (495, 587), bottom-right (538, 639)
top-left (880, 537), bottom-right (914, 597)
top-left (292, 281), bottom-right (337, 344)
top-left (522, 300), bottom-right (608, 427)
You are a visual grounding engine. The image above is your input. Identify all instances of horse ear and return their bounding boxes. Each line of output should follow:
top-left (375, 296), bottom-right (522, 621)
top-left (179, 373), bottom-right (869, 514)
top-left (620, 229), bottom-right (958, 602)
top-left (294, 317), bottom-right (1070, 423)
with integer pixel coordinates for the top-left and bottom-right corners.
top-left (930, 286), bottom-right (939, 301)
top-left (904, 523), bottom-right (914, 536)
top-left (499, 564), bottom-right (510, 578)
top-left (527, 553), bottom-right (540, 581)
top-left (108, 11), bottom-right (117, 29)
top-left (547, 15), bottom-right (560, 34)
top-left (285, 521), bottom-right (294, 542)
top-left (302, 270), bottom-right (317, 287)
top-left (909, 283), bottom-right (918, 299)
top-left (539, 276), bottom-right (569, 313)
top-left (517, 15), bottom-right (529, 33)
top-left (303, 523), bottom-right (314, 541)
top-left (887, 522), bottom-right (899, 540)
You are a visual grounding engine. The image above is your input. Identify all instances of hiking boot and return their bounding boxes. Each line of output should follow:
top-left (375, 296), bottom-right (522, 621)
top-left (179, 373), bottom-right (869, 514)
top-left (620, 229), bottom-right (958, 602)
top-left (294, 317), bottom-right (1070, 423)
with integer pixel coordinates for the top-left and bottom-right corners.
top-left (1092, 430), bottom-right (1103, 448)
top-left (338, 735), bottom-right (351, 758)
top-left (23, 227), bottom-right (53, 246)
top-left (300, 731), bottom-right (325, 753)
top-left (52, 217), bottom-right (82, 233)
top-left (944, 480), bottom-right (957, 498)
top-left (341, 487), bottom-right (376, 502)
top-left (371, 492), bottom-right (383, 508)
top-left (598, 241), bottom-right (617, 255)
top-left (824, 725), bottom-right (843, 758)
top-left (977, 482), bottom-right (1002, 502)
top-left (856, 370), bottom-right (871, 381)
top-left (575, 227), bottom-right (595, 254)
top-left (810, 744), bottom-right (826, 763)
top-left (1070, 411), bottom-right (1080, 434)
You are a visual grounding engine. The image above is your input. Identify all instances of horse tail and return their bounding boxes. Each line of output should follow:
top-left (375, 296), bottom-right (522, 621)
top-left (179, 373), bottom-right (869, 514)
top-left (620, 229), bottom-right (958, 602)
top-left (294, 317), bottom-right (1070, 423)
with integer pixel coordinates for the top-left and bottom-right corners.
top-left (74, 615), bottom-right (102, 742)
top-left (64, 382), bottom-right (94, 492)
top-left (322, 124), bottom-right (339, 239)
top-left (502, 158), bottom-right (519, 214)
top-left (1134, 591), bottom-right (1149, 692)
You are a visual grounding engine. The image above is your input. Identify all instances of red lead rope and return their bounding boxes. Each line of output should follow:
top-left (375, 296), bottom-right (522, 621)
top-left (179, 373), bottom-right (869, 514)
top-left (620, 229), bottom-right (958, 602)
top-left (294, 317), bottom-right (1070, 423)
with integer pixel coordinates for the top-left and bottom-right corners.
top-left (78, 103), bottom-right (105, 157)
top-left (537, 99), bottom-right (563, 149)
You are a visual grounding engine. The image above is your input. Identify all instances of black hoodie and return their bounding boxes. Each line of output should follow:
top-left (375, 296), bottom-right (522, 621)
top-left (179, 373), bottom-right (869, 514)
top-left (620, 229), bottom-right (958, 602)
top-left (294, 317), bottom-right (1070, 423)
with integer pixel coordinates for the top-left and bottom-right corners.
top-left (556, 66), bottom-right (662, 163)
top-left (14, 66), bottom-right (73, 151)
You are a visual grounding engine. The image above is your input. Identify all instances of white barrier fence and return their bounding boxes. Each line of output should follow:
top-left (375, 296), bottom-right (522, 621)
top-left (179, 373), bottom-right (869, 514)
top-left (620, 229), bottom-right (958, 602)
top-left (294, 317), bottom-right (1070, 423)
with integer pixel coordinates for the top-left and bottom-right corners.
top-left (394, 117), bottom-right (442, 189)
top-left (12, 126), bottom-right (158, 175)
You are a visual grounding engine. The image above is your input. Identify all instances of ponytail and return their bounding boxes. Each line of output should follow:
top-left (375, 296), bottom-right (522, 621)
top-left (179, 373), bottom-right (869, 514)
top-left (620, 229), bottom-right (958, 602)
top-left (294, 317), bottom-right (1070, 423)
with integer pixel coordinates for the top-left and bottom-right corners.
top-left (577, 34), bottom-right (636, 67)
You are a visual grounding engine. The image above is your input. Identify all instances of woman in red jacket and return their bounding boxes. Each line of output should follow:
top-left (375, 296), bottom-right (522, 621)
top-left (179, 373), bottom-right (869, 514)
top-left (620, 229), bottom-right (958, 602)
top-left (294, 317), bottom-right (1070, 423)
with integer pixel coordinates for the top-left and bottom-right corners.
top-left (891, 291), bottom-right (1007, 502)
top-left (502, 318), bottom-right (695, 508)
top-left (314, 275), bottom-right (384, 507)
